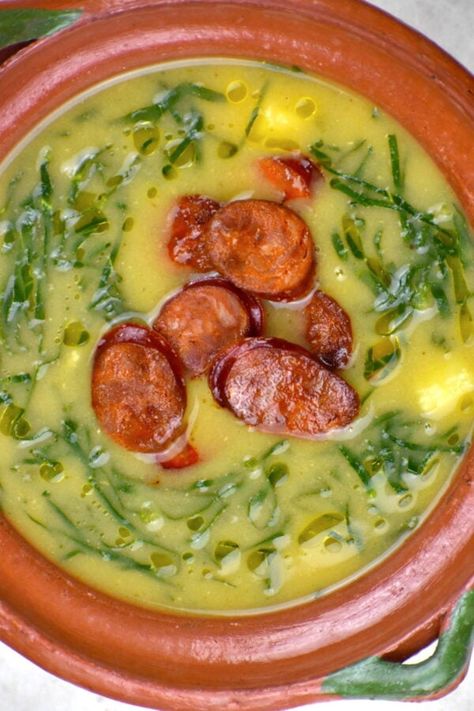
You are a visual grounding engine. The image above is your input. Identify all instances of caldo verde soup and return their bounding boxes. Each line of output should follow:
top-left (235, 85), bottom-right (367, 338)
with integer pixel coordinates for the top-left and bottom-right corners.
top-left (0, 60), bottom-right (472, 613)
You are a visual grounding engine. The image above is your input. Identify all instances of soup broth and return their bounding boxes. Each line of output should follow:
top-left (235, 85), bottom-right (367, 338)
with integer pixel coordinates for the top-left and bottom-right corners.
top-left (0, 60), bottom-right (472, 612)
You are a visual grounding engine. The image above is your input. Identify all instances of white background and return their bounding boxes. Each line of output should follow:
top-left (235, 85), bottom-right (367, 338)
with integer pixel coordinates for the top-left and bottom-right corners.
top-left (0, 1), bottom-right (472, 710)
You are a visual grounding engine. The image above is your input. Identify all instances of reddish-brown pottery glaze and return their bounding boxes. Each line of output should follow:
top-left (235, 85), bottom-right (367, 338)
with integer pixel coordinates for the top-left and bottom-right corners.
top-left (0, 1), bottom-right (473, 709)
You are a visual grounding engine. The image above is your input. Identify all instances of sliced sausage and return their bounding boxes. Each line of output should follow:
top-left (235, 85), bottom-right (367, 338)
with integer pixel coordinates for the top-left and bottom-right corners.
top-left (167, 194), bottom-right (220, 271)
top-left (154, 278), bottom-right (263, 377)
top-left (259, 153), bottom-right (323, 200)
top-left (305, 291), bottom-right (353, 369)
top-left (209, 337), bottom-right (359, 437)
top-left (161, 443), bottom-right (199, 470)
top-left (92, 323), bottom-right (186, 453)
top-left (205, 199), bottom-right (316, 301)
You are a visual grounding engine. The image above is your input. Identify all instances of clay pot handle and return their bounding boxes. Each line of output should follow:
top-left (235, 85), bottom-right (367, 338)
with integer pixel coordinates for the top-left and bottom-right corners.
top-left (0, 6), bottom-right (83, 63)
top-left (322, 590), bottom-right (474, 701)
top-left (0, 3), bottom-right (150, 64)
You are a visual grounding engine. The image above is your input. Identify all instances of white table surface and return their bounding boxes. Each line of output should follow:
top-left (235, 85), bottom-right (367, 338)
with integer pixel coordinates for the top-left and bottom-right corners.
top-left (1, 1), bottom-right (473, 710)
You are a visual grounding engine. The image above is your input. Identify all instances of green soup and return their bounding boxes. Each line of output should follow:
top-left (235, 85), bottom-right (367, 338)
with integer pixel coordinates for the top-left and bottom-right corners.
top-left (0, 60), bottom-right (472, 612)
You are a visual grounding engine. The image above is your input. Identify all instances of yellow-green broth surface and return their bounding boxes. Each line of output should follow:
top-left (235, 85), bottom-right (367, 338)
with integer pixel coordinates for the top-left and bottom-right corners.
top-left (0, 60), bottom-right (472, 613)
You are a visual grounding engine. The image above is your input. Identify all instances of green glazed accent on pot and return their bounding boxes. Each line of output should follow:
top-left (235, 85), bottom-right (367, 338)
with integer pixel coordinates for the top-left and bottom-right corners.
top-left (0, 9), bottom-right (83, 51)
top-left (323, 590), bottom-right (474, 700)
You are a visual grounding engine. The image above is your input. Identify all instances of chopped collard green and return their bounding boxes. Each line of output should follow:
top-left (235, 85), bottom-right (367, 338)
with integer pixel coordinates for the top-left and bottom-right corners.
top-left (19, 418), bottom-right (293, 588)
top-left (316, 134), bottom-right (473, 371)
top-left (339, 412), bottom-right (466, 495)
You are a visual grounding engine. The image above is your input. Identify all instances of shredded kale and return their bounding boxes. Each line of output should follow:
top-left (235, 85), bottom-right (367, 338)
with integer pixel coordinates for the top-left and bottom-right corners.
top-left (339, 413), bottom-right (465, 494)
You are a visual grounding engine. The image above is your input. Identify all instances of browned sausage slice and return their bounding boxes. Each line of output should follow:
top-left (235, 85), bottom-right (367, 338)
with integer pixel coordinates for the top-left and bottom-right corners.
top-left (92, 323), bottom-right (186, 453)
top-left (167, 194), bottom-right (220, 271)
top-left (209, 337), bottom-right (359, 437)
top-left (305, 291), bottom-right (353, 369)
top-left (154, 278), bottom-right (264, 377)
top-left (259, 153), bottom-right (323, 200)
top-left (205, 199), bottom-right (316, 301)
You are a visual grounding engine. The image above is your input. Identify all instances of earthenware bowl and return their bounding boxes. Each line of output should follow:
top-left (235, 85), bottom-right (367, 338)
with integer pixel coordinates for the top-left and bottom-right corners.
top-left (0, 1), bottom-right (472, 709)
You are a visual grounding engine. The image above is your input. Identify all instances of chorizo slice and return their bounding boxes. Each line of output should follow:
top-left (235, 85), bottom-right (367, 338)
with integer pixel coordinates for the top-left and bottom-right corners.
top-left (205, 199), bottom-right (316, 301)
top-left (154, 278), bottom-right (263, 377)
top-left (161, 443), bottom-right (199, 470)
top-left (92, 323), bottom-right (186, 453)
top-left (167, 194), bottom-right (220, 271)
top-left (305, 290), bottom-right (353, 369)
top-left (259, 153), bottom-right (323, 200)
top-left (209, 337), bottom-right (359, 437)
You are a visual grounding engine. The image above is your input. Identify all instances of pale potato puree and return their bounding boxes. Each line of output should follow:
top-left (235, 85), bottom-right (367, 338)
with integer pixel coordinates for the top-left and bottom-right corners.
top-left (0, 60), bottom-right (472, 613)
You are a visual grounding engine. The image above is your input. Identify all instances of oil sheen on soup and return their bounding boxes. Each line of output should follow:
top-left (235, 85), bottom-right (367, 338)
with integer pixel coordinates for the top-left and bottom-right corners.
top-left (0, 60), bottom-right (472, 613)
